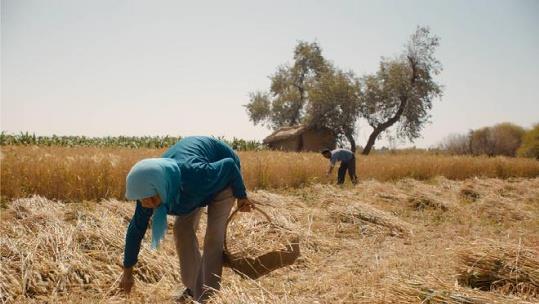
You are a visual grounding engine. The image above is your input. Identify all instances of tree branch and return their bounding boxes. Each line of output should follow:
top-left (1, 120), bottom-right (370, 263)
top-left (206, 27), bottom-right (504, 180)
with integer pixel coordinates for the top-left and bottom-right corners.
top-left (362, 97), bottom-right (408, 155)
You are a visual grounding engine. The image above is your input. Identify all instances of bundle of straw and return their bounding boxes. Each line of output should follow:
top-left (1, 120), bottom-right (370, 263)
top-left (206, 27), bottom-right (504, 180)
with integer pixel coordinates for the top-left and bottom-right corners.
top-left (223, 205), bottom-right (300, 279)
top-left (391, 277), bottom-right (533, 304)
top-left (408, 194), bottom-right (449, 211)
top-left (329, 203), bottom-right (413, 237)
top-left (456, 241), bottom-right (539, 299)
top-left (225, 206), bottom-right (299, 260)
top-left (0, 196), bottom-right (181, 302)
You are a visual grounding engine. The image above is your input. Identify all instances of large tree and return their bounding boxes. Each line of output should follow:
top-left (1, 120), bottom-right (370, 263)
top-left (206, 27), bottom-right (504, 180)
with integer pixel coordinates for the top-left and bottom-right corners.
top-left (245, 41), bottom-right (361, 151)
top-left (245, 41), bottom-right (329, 129)
top-left (359, 26), bottom-right (443, 155)
top-left (246, 26), bottom-right (443, 154)
top-left (307, 69), bottom-right (361, 152)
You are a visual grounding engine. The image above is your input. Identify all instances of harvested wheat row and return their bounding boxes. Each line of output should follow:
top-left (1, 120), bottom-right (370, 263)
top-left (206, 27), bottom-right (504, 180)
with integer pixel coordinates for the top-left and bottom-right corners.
top-left (460, 186), bottom-right (481, 202)
top-left (456, 241), bottom-right (539, 299)
top-left (1, 178), bottom-right (537, 303)
top-left (329, 202), bottom-right (414, 237)
top-left (408, 194), bottom-right (450, 211)
top-left (390, 277), bottom-right (534, 304)
top-left (0, 196), bottom-right (181, 303)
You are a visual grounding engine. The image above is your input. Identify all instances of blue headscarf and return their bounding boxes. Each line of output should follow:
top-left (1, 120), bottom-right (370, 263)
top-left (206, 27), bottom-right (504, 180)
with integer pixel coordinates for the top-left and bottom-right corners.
top-left (125, 158), bottom-right (181, 249)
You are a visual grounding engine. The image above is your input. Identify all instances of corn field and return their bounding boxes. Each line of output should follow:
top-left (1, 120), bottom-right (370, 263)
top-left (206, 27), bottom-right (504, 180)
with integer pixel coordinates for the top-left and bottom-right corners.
top-left (0, 132), bottom-right (262, 151)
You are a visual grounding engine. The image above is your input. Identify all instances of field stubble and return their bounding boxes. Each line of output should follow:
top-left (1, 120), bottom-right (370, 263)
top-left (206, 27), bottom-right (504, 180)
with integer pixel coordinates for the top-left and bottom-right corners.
top-left (1, 176), bottom-right (538, 303)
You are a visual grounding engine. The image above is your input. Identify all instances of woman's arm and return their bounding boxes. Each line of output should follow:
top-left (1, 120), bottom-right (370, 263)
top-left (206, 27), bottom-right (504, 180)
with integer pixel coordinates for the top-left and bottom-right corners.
top-left (120, 201), bottom-right (153, 293)
top-left (123, 201), bottom-right (153, 267)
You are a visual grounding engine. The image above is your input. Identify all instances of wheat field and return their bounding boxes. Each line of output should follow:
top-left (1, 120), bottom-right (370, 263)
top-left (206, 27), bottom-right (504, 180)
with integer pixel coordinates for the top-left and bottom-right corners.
top-left (1, 146), bottom-right (538, 303)
top-left (1, 146), bottom-right (538, 202)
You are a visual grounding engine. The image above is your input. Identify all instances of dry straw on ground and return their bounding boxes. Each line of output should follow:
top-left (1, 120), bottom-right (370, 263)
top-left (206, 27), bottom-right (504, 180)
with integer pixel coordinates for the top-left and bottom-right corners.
top-left (391, 276), bottom-right (535, 304)
top-left (1, 177), bottom-right (538, 303)
top-left (223, 205), bottom-right (301, 280)
top-left (408, 194), bottom-right (450, 211)
top-left (225, 207), bottom-right (299, 259)
top-left (457, 241), bottom-right (539, 298)
top-left (0, 196), bottom-right (182, 303)
top-left (329, 202), bottom-right (414, 237)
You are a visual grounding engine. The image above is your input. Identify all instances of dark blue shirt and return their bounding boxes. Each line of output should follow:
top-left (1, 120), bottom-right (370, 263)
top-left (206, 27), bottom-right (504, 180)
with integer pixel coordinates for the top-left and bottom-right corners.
top-left (123, 136), bottom-right (247, 268)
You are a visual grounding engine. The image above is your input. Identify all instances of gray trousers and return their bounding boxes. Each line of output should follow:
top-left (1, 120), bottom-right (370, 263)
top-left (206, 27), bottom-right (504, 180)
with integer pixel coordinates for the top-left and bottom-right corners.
top-left (173, 187), bottom-right (235, 302)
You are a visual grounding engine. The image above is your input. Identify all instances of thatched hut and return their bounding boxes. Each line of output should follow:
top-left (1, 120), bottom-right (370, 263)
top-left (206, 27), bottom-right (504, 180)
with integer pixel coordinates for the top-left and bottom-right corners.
top-left (263, 125), bottom-right (336, 152)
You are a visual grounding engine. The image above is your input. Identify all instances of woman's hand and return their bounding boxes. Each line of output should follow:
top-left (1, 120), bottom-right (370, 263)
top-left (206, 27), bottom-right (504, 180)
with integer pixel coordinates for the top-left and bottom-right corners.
top-left (119, 267), bottom-right (135, 294)
top-left (237, 197), bottom-right (254, 212)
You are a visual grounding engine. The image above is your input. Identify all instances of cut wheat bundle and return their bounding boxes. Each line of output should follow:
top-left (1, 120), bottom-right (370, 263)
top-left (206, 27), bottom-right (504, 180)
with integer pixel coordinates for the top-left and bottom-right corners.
top-left (329, 202), bottom-right (414, 237)
top-left (408, 194), bottom-right (450, 211)
top-left (456, 241), bottom-right (539, 299)
top-left (0, 196), bottom-right (180, 303)
top-left (391, 276), bottom-right (534, 304)
top-left (223, 204), bottom-right (300, 279)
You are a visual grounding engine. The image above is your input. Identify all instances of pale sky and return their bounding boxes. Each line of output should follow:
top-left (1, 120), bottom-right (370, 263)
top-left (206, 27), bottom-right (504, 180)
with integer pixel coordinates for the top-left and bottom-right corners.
top-left (1, 0), bottom-right (538, 148)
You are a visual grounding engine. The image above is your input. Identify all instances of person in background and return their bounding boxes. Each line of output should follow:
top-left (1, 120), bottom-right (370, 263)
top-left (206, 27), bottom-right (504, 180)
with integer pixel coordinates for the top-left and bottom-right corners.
top-left (119, 136), bottom-right (254, 303)
top-left (321, 148), bottom-right (358, 185)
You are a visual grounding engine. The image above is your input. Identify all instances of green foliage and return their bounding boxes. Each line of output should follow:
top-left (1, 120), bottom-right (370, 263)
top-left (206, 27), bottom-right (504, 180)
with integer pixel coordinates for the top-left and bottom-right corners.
top-left (359, 26), bottom-right (443, 155)
top-left (246, 27), bottom-right (442, 154)
top-left (517, 124), bottom-right (539, 159)
top-left (245, 27), bottom-right (443, 155)
top-left (0, 132), bottom-right (263, 151)
top-left (307, 69), bottom-right (361, 148)
top-left (0, 132), bottom-right (181, 148)
top-left (245, 92), bottom-right (271, 125)
top-left (215, 136), bottom-right (264, 151)
top-left (246, 41), bottom-right (330, 129)
top-left (245, 41), bottom-right (361, 150)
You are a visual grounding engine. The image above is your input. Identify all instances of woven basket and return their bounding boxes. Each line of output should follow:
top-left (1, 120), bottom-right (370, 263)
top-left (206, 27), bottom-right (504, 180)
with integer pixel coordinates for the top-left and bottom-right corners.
top-left (223, 205), bottom-right (300, 279)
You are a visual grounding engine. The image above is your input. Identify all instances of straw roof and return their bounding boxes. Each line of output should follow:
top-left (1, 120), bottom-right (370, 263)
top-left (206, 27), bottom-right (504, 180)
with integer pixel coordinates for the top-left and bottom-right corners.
top-left (263, 125), bottom-right (307, 144)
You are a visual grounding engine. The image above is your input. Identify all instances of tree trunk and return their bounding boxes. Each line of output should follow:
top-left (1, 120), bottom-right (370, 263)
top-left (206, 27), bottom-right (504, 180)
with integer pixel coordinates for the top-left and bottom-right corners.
top-left (290, 77), bottom-right (306, 126)
top-left (362, 97), bottom-right (408, 155)
top-left (344, 132), bottom-right (356, 154)
top-left (362, 58), bottom-right (418, 155)
top-left (362, 128), bottom-right (382, 155)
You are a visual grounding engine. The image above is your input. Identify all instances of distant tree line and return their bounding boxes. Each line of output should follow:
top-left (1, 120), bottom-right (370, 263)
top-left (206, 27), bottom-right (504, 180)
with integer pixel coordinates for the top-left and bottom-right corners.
top-left (438, 122), bottom-right (539, 158)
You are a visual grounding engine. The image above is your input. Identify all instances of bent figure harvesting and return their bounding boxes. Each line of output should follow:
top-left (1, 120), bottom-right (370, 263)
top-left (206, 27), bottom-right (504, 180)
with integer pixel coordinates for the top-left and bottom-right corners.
top-left (119, 136), bottom-right (253, 303)
top-left (321, 148), bottom-right (358, 185)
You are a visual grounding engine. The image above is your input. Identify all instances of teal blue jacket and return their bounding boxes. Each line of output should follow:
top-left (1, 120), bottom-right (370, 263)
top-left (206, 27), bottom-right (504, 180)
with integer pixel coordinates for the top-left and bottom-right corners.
top-left (123, 136), bottom-right (246, 268)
